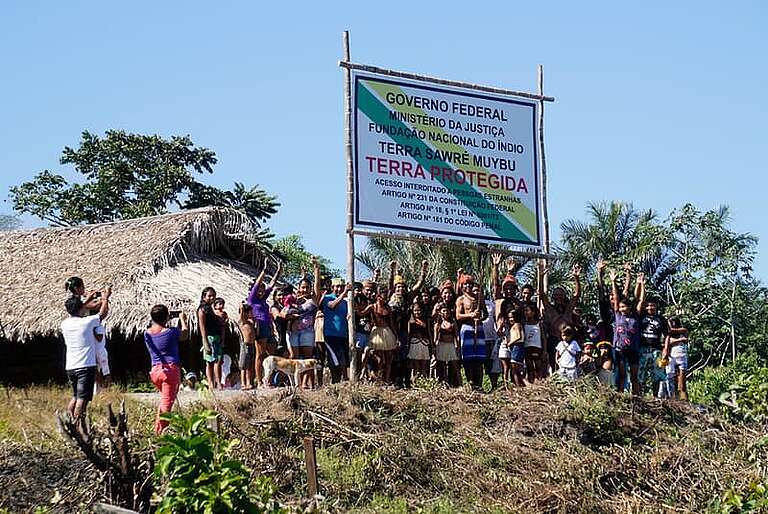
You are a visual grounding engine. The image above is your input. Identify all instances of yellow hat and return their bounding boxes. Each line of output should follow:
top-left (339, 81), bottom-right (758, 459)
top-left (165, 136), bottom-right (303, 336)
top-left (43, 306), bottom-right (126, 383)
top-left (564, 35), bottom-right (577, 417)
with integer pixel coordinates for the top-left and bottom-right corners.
top-left (657, 356), bottom-right (669, 368)
top-left (596, 341), bottom-right (612, 349)
top-left (393, 274), bottom-right (406, 286)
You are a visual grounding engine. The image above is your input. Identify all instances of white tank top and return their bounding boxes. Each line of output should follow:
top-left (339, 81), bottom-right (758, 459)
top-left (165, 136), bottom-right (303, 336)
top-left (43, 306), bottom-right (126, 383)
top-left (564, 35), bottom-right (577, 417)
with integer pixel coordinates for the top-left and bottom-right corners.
top-left (524, 323), bottom-right (542, 348)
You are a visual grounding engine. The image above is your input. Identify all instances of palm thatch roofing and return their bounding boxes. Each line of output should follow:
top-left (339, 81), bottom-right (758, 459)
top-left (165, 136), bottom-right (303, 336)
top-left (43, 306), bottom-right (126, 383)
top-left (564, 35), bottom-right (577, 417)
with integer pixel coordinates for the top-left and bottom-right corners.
top-left (0, 207), bottom-right (273, 342)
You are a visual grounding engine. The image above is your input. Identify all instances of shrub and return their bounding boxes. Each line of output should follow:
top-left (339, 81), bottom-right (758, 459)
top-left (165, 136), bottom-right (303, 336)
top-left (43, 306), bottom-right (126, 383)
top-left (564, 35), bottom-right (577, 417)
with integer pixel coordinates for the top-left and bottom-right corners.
top-left (153, 410), bottom-right (285, 514)
top-left (688, 353), bottom-right (763, 410)
top-left (719, 368), bottom-right (768, 422)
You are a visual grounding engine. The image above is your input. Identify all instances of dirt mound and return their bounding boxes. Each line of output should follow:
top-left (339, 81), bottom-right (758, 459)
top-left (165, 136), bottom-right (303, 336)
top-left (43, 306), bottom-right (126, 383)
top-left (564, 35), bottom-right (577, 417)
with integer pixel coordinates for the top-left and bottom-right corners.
top-left (217, 380), bottom-right (761, 513)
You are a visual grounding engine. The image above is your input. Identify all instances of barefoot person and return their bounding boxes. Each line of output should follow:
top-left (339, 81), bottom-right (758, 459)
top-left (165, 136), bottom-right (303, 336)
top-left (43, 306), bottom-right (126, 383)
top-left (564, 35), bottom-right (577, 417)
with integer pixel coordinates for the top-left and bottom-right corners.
top-left (407, 300), bottom-right (432, 380)
top-left (286, 257), bottom-right (322, 389)
top-left (456, 273), bottom-right (488, 390)
top-left (144, 305), bottom-right (189, 434)
top-left (198, 287), bottom-right (224, 389)
top-left (433, 303), bottom-right (460, 387)
top-left (499, 308), bottom-right (526, 387)
top-left (663, 316), bottom-right (689, 401)
top-left (363, 287), bottom-right (398, 383)
top-left (61, 286), bottom-right (111, 435)
top-left (238, 303), bottom-right (257, 390)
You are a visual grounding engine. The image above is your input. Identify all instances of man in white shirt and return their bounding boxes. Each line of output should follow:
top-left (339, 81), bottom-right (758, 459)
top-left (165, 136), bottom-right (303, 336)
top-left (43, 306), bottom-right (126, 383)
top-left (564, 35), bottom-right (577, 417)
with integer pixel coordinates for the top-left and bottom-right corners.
top-left (61, 287), bottom-right (111, 434)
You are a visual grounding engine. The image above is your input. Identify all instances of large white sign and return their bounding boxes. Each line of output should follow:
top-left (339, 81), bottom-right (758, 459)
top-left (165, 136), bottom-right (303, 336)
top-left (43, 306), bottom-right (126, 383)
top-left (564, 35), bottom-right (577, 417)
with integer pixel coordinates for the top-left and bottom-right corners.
top-left (352, 70), bottom-right (541, 246)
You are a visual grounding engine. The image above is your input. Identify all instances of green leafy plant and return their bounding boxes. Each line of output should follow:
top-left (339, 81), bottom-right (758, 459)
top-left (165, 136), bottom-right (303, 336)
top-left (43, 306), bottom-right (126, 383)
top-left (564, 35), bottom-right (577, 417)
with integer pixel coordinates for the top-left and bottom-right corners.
top-left (153, 410), bottom-right (285, 514)
top-left (719, 368), bottom-right (768, 422)
top-left (713, 481), bottom-right (768, 513)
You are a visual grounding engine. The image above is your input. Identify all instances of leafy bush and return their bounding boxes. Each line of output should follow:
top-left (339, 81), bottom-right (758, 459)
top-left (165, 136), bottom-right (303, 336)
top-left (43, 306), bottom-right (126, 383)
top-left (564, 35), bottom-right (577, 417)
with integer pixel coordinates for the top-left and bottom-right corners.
top-left (719, 368), bottom-right (768, 422)
top-left (153, 410), bottom-right (285, 514)
top-left (564, 386), bottom-right (636, 447)
top-left (712, 481), bottom-right (768, 513)
top-left (688, 353), bottom-right (763, 410)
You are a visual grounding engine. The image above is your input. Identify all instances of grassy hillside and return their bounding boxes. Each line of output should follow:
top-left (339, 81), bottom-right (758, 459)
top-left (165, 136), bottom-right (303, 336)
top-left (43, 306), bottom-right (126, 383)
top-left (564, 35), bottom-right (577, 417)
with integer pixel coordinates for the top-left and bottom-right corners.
top-left (0, 380), bottom-right (765, 513)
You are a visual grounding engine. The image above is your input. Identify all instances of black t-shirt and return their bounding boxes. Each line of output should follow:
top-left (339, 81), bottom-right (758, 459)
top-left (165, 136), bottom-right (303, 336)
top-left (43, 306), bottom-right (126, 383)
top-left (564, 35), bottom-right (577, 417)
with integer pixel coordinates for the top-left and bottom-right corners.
top-left (640, 314), bottom-right (667, 350)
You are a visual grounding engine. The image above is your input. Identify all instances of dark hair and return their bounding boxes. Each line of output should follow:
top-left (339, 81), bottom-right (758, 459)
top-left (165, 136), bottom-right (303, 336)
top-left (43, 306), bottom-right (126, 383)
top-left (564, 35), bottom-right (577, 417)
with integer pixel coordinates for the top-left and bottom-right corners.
top-left (668, 316), bottom-right (682, 329)
top-left (507, 308), bottom-right (524, 324)
top-left (65, 276), bottom-right (84, 294)
top-left (561, 326), bottom-right (574, 339)
top-left (150, 304), bottom-right (170, 325)
top-left (281, 284), bottom-right (295, 295)
top-left (524, 303), bottom-right (540, 321)
top-left (65, 296), bottom-right (84, 316)
top-left (213, 297), bottom-right (225, 307)
top-left (521, 284), bottom-right (535, 293)
top-left (584, 313), bottom-right (598, 324)
top-left (200, 287), bottom-right (216, 301)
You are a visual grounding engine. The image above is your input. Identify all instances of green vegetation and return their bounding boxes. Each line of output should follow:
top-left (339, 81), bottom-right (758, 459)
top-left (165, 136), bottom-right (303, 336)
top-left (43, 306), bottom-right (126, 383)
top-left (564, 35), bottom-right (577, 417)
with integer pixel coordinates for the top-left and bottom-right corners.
top-left (154, 410), bottom-right (285, 514)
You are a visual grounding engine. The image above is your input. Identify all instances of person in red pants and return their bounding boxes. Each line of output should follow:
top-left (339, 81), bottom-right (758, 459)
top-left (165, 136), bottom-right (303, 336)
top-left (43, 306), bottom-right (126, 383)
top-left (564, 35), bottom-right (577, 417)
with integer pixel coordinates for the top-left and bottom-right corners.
top-left (144, 305), bottom-right (189, 434)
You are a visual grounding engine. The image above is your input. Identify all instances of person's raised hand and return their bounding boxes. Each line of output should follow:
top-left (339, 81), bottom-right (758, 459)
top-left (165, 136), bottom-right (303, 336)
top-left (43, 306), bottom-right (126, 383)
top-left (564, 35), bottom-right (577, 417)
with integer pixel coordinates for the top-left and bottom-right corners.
top-left (389, 260), bottom-right (397, 271)
top-left (102, 286), bottom-right (112, 299)
top-left (637, 272), bottom-right (646, 284)
top-left (311, 255), bottom-right (319, 268)
top-left (457, 267), bottom-right (464, 278)
top-left (623, 262), bottom-right (632, 274)
top-left (507, 258), bottom-right (519, 274)
top-left (180, 311), bottom-right (188, 323)
top-left (608, 269), bottom-right (618, 282)
top-left (491, 253), bottom-right (503, 266)
top-left (572, 264), bottom-right (582, 278)
top-left (596, 258), bottom-right (606, 273)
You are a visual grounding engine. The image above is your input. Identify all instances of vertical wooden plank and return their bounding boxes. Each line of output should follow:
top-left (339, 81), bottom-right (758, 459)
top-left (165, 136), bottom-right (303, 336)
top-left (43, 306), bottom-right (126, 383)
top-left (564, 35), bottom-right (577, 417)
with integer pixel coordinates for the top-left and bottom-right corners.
top-left (303, 436), bottom-right (319, 497)
top-left (537, 64), bottom-right (551, 295)
top-left (342, 30), bottom-right (358, 382)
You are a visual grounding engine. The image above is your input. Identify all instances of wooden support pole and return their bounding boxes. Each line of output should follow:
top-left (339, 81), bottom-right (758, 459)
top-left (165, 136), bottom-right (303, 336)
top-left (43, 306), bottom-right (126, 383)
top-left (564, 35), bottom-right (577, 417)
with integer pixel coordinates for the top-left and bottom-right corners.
top-left (303, 437), bottom-right (319, 497)
top-left (537, 64), bottom-right (551, 295)
top-left (342, 30), bottom-right (358, 382)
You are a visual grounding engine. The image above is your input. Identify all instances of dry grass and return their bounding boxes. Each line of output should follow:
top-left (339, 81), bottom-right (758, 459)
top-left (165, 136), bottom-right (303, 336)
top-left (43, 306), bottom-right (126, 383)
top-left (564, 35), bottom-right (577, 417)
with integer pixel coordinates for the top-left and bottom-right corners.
top-left (217, 380), bottom-right (764, 513)
top-left (1, 381), bottom-right (765, 513)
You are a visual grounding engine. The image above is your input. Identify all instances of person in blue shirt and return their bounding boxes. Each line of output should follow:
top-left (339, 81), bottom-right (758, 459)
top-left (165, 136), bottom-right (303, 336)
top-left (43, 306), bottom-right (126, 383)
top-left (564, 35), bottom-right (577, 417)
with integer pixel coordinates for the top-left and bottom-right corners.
top-left (320, 278), bottom-right (351, 383)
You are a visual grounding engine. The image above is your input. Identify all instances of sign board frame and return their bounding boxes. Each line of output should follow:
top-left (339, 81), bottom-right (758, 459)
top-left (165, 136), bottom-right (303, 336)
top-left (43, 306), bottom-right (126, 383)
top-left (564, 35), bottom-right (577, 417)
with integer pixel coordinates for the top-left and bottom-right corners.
top-left (350, 69), bottom-right (543, 249)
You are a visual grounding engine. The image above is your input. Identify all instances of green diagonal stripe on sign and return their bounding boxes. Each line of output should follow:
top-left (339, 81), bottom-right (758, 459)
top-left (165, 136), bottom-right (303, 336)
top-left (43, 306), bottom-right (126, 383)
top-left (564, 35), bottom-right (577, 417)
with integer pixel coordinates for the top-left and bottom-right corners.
top-left (365, 81), bottom-right (538, 239)
top-left (357, 81), bottom-right (530, 242)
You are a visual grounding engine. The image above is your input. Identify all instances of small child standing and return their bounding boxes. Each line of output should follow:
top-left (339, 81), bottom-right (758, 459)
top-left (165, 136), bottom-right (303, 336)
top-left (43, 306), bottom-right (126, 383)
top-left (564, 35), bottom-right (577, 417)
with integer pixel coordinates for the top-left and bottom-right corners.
top-left (499, 309), bottom-right (526, 387)
top-left (556, 326), bottom-right (581, 382)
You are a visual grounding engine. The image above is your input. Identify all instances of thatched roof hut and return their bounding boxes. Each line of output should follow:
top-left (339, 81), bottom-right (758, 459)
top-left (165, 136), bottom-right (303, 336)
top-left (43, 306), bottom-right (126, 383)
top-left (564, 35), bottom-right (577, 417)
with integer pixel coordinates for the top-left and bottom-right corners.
top-left (0, 207), bottom-right (272, 343)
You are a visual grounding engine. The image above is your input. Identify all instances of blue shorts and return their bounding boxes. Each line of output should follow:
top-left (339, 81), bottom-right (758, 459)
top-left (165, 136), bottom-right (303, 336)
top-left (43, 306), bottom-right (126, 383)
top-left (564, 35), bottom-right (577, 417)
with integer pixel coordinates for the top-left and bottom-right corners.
top-left (613, 346), bottom-right (640, 366)
top-left (289, 329), bottom-right (315, 348)
top-left (354, 332), bottom-right (369, 350)
top-left (510, 345), bottom-right (526, 365)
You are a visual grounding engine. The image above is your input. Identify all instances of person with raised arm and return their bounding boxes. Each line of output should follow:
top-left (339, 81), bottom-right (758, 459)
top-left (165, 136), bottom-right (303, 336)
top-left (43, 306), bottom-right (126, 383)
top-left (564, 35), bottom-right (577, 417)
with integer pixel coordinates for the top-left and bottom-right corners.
top-left (247, 260), bottom-right (283, 386)
top-left (285, 257), bottom-right (322, 389)
top-left (540, 263), bottom-right (581, 376)
top-left (389, 259), bottom-right (428, 388)
top-left (662, 316), bottom-right (690, 401)
top-left (637, 274), bottom-right (668, 396)
top-left (320, 277), bottom-right (352, 383)
top-left (144, 305), bottom-right (189, 433)
top-left (61, 286), bottom-right (111, 436)
top-left (609, 266), bottom-right (643, 395)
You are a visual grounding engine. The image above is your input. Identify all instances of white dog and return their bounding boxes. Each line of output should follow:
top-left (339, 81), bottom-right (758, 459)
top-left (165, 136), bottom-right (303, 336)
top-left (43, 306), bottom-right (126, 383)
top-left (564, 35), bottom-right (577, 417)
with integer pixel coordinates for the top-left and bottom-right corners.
top-left (262, 356), bottom-right (319, 389)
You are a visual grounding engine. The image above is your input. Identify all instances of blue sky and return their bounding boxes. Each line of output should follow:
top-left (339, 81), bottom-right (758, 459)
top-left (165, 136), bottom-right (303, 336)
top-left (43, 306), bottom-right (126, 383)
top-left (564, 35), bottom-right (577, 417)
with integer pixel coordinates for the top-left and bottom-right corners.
top-left (1, 1), bottom-right (766, 278)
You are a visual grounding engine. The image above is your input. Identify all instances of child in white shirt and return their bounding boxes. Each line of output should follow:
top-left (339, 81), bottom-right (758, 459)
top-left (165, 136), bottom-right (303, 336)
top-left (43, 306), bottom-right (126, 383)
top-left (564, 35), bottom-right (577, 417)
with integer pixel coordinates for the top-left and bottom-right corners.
top-left (556, 326), bottom-right (581, 382)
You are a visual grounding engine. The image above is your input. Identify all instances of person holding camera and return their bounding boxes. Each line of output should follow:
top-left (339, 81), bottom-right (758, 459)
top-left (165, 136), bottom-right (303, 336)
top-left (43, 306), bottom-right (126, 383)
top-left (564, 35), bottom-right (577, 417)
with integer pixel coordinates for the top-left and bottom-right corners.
top-left (61, 286), bottom-right (111, 436)
top-left (144, 304), bottom-right (189, 434)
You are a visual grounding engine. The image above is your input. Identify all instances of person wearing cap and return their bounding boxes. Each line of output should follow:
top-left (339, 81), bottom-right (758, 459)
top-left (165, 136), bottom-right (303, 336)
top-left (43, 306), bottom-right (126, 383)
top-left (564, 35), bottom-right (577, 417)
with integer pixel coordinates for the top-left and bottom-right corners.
top-left (320, 277), bottom-right (351, 383)
top-left (578, 339), bottom-right (598, 376)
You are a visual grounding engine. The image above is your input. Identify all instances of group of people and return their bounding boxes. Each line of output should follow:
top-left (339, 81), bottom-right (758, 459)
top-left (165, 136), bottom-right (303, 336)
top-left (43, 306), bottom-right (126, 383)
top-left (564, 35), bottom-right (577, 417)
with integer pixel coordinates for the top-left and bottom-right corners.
top-left (60, 253), bottom-right (691, 436)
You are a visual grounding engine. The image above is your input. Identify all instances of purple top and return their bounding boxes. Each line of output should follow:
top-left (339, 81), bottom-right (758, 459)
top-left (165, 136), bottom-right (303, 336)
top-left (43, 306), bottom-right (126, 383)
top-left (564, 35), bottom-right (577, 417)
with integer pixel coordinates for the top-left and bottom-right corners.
top-left (144, 327), bottom-right (181, 366)
top-left (247, 283), bottom-right (273, 324)
top-left (613, 311), bottom-right (640, 351)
